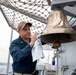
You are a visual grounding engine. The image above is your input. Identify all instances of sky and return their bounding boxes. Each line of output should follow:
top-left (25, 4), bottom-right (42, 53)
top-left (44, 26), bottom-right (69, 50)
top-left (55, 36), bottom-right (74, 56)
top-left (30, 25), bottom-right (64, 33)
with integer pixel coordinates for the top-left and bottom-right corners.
top-left (0, 10), bottom-right (19, 63)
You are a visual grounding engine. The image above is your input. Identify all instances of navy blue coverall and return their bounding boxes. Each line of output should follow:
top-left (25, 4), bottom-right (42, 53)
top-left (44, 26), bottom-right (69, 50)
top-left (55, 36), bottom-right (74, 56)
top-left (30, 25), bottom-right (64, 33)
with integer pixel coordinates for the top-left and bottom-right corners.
top-left (9, 36), bottom-right (38, 74)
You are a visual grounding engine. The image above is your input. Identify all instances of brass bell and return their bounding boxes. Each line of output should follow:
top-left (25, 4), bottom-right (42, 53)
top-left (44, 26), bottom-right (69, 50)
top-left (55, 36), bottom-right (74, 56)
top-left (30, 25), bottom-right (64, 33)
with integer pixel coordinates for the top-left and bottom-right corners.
top-left (41, 10), bottom-right (76, 43)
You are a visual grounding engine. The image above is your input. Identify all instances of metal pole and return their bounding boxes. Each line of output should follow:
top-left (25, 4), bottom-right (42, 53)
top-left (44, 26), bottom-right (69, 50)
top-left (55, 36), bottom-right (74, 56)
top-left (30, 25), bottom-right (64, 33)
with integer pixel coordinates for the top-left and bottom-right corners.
top-left (56, 54), bottom-right (58, 75)
top-left (6, 29), bottom-right (13, 75)
top-left (56, 49), bottom-right (59, 75)
top-left (6, 10), bottom-right (15, 75)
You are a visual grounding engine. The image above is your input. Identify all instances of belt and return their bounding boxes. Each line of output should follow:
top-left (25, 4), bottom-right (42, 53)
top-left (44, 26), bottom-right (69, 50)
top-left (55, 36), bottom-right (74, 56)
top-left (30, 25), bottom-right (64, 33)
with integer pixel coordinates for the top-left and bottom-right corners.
top-left (14, 71), bottom-right (35, 75)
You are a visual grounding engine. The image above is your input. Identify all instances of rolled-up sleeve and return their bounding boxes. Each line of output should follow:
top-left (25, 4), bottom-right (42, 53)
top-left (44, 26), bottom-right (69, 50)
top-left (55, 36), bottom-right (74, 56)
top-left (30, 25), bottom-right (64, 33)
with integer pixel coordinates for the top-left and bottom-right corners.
top-left (9, 41), bottom-right (32, 62)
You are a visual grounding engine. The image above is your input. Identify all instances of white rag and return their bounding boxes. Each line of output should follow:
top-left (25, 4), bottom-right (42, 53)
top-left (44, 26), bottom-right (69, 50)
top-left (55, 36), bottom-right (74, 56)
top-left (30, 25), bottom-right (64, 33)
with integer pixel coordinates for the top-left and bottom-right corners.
top-left (31, 34), bottom-right (44, 62)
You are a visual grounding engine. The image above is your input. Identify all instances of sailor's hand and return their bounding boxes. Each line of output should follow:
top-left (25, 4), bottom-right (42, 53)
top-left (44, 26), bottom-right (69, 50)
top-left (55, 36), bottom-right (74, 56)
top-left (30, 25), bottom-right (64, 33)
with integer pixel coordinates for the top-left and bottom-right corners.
top-left (30, 32), bottom-right (38, 46)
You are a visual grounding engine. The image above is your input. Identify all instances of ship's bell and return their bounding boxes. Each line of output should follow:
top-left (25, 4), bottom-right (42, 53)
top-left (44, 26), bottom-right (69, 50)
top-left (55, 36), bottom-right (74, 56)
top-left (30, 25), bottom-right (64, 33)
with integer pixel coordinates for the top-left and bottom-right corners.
top-left (41, 10), bottom-right (76, 43)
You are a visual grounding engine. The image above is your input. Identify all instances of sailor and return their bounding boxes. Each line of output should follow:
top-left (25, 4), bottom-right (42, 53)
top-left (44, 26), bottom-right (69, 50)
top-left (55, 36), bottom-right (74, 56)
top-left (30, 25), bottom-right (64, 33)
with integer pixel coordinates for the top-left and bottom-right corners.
top-left (9, 21), bottom-right (39, 75)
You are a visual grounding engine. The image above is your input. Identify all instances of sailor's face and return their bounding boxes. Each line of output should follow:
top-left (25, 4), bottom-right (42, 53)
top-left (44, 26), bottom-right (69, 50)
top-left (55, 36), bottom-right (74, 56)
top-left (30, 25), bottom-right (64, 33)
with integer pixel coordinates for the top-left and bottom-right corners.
top-left (19, 25), bottom-right (31, 39)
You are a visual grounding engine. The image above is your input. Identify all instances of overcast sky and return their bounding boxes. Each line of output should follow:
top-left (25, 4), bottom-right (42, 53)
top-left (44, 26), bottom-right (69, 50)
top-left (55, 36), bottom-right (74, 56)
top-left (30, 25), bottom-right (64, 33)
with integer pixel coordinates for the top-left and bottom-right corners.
top-left (0, 11), bottom-right (19, 63)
